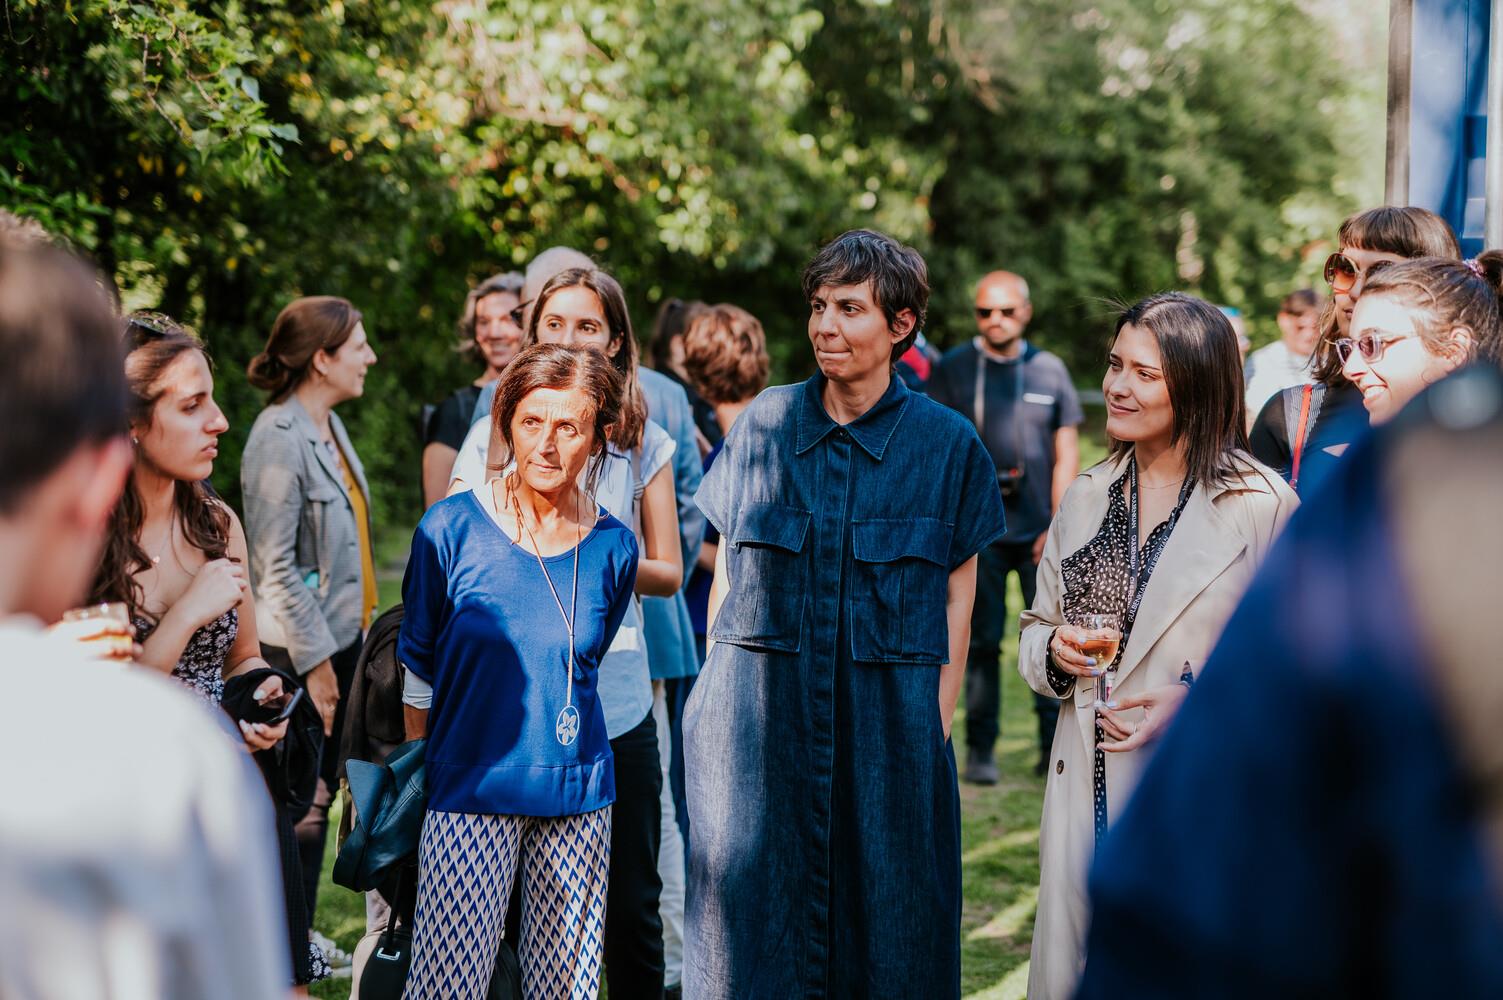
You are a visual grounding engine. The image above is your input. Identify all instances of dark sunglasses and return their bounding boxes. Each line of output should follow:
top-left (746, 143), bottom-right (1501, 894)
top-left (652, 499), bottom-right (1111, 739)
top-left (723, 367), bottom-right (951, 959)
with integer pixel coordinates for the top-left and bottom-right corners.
top-left (1331, 332), bottom-right (1411, 365)
top-left (976, 306), bottom-right (1021, 320)
top-left (1323, 252), bottom-right (1395, 294)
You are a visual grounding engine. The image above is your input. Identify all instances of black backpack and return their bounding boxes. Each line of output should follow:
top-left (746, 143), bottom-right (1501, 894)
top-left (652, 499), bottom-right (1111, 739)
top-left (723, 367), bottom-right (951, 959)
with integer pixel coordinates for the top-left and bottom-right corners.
top-left (339, 604), bottom-right (408, 776)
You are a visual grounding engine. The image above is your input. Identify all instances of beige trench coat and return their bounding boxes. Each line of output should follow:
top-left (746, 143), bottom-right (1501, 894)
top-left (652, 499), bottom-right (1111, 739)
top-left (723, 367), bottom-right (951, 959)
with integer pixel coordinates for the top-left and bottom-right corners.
top-left (1018, 451), bottom-right (1297, 999)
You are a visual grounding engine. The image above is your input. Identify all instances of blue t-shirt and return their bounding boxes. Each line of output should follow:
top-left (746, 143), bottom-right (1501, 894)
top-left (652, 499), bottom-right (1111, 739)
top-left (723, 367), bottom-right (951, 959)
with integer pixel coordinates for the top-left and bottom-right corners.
top-left (398, 490), bottom-right (638, 817)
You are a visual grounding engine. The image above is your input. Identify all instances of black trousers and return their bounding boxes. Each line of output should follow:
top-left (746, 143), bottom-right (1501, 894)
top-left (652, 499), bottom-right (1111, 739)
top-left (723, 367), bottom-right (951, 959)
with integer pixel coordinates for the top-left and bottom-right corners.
top-left (964, 539), bottom-right (1059, 758)
top-left (262, 636), bottom-right (362, 928)
top-left (604, 710), bottom-right (666, 999)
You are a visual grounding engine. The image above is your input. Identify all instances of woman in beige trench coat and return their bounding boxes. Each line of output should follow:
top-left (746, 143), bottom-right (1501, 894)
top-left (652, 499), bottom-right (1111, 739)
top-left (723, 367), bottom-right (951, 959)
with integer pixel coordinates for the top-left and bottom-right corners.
top-left (1018, 293), bottom-right (1298, 999)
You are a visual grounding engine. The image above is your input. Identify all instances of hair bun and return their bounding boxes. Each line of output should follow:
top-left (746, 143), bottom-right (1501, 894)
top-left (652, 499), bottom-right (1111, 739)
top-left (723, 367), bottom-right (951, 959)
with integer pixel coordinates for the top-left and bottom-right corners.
top-left (246, 351), bottom-right (290, 393)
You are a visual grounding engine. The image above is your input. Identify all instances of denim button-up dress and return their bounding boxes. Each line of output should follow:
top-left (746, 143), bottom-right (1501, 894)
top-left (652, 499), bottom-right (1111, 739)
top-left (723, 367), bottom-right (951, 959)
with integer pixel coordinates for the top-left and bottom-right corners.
top-left (685, 373), bottom-right (1006, 998)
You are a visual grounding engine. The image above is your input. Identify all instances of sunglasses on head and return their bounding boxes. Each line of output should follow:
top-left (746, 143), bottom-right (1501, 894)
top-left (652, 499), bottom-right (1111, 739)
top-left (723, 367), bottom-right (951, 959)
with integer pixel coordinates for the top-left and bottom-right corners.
top-left (1323, 252), bottom-right (1395, 295)
top-left (123, 314), bottom-right (171, 350)
top-left (976, 306), bottom-right (1020, 319)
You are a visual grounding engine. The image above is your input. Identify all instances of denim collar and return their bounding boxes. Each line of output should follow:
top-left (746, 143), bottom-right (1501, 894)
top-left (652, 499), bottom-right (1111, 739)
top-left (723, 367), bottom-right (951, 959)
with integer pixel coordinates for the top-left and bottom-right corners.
top-left (795, 372), bottom-right (911, 461)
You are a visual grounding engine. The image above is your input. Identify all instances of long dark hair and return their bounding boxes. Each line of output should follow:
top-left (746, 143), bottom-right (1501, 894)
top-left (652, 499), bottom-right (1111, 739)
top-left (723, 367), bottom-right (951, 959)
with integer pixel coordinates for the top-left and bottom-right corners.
top-left (1311, 206), bottom-right (1462, 385)
top-left (525, 267), bottom-right (646, 449)
top-left (247, 295), bottom-right (362, 401)
top-left (92, 313), bottom-right (230, 622)
top-left (491, 343), bottom-right (625, 498)
top-left (1108, 292), bottom-right (1250, 486)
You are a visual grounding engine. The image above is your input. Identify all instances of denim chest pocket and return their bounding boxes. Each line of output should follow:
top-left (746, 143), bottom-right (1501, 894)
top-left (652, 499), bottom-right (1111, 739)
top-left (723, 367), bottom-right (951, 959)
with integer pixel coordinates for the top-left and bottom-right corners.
top-left (715, 501), bottom-right (811, 653)
top-left (850, 517), bottom-right (952, 663)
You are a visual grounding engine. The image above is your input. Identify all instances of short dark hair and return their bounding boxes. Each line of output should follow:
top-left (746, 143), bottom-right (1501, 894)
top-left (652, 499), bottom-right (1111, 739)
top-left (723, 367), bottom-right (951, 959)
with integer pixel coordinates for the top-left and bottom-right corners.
top-left (801, 229), bottom-right (929, 363)
top-left (490, 343), bottom-right (624, 496)
top-left (682, 304), bottom-right (770, 405)
top-left (1312, 206), bottom-right (1463, 385)
top-left (457, 271), bottom-right (525, 359)
top-left (1280, 288), bottom-right (1321, 315)
top-left (0, 241), bottom-right (124, 514)
top-left (247, 296), bottom-right (363, 401)
top-left (1109, 292), bottom-right (1250, 486)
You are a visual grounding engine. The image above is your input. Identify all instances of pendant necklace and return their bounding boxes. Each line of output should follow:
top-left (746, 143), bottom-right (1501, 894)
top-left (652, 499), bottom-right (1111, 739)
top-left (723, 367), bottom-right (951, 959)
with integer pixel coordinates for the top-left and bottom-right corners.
top-left (512, 481), bottom-right (584, 747)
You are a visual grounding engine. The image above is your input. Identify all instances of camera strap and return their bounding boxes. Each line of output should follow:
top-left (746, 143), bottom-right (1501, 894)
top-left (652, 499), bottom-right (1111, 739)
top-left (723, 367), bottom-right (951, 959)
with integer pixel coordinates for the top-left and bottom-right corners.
top-left (973, 348), bottom-right (1027, 479)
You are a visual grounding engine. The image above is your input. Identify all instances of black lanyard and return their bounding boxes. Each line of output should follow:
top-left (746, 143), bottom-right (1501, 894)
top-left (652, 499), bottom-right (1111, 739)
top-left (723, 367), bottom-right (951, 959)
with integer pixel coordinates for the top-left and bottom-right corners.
top-left (1124, 456), bottom-right (1195, 635)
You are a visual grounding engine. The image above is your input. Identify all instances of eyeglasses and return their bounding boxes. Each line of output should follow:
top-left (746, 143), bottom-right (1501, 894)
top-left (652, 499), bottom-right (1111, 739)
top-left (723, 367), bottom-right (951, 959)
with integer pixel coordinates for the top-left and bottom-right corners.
top-left (1323, 252), bottom-right (1395, 295)
top-left (976, 306), bottom-right (1020, 319)
top-left (1331, 332), bottom-right (1412, 364)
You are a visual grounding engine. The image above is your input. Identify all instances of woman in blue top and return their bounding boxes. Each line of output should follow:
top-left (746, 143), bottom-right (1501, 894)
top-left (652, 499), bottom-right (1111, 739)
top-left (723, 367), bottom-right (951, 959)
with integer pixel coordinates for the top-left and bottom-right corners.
top-left (399, 344), bottom-right (639, 1000)
top-left (686, 231), bottom-right (1006, 998)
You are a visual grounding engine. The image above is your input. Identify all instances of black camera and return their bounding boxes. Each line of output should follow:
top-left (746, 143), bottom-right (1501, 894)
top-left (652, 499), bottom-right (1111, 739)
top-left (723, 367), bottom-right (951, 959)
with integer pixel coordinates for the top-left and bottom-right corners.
top-left (997, 467), bottom-right (1023, 499)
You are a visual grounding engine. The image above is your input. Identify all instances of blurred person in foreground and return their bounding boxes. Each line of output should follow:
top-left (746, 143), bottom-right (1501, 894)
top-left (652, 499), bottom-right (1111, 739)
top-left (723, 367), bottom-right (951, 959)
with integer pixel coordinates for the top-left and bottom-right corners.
top-left (929, 269), bottom-right (1083, 782)
top-left (1080, 360), bottom-right (1503, 998)
top-left (0, 229), bottom-right (288, 996)
top-left (686, 230), bottom-right (1005, 998)
top-left (1250, 206), bottom-right (1460, 494)
top-left (1019, 293), bottom-right (1296, 999)
top-left (1243, 288), bottom-right (1323, 423)
top-left (421, 271), bottom-right (525, 507)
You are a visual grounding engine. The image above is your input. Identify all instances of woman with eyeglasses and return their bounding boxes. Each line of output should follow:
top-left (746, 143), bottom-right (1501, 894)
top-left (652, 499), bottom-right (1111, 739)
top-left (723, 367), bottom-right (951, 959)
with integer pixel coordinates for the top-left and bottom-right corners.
top-left (1249, 206), bottom-right (1460, 494)
top-left (1339, 254), bottom-right (1503, 424)
top-left (86, 313), bottom-right (328, 988)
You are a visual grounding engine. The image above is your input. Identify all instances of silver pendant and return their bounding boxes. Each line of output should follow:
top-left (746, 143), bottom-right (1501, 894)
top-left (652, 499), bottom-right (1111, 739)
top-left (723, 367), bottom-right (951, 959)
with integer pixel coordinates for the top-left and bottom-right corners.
top-left (556, 704), bottom-right (580, 747)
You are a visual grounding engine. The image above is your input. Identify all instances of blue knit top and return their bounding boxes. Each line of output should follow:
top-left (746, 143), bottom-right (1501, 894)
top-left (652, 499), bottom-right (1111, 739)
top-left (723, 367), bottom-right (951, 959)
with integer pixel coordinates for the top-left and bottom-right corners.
top-left (398, 489), bottom-right (638, 816)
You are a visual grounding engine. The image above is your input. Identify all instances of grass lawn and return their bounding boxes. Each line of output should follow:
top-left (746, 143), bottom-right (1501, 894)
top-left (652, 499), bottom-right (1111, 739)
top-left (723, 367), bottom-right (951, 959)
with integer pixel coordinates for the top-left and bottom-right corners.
top-left (309, 582), bottom-right (1045, 1000)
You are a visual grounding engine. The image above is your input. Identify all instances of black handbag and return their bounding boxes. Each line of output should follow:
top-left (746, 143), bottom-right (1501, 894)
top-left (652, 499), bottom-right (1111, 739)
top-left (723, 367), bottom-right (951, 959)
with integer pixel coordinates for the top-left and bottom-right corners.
top-left (358, 864), bottom-right (523, 1000)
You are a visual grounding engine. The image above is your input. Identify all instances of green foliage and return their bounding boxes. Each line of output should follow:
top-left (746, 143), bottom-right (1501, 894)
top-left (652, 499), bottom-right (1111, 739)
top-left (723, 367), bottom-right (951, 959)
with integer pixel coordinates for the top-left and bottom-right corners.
top-left (1, 0), bottom-right (1375, 534)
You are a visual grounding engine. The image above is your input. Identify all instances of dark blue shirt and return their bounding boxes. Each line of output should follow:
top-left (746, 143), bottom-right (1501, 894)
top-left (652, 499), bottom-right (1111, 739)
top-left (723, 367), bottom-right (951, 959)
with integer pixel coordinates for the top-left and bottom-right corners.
top-left (683, 374), bottom-right (1005, 998)
top-left (398, 491), bottom-right (638, 817)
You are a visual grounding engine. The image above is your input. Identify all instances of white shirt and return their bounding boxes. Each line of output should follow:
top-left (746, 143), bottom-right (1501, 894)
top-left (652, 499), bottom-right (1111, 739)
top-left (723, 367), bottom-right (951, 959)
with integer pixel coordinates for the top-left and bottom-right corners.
top-left (0, 618), bottom-right (289, 999)
top-left (1244, 340), bottom-right (1314, 421)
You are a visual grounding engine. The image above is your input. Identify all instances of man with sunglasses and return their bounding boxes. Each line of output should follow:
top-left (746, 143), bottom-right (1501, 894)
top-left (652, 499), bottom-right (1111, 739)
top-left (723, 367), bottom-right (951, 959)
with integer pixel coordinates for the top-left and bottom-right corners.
top-left (930, 270), bottom-right (1082, 783)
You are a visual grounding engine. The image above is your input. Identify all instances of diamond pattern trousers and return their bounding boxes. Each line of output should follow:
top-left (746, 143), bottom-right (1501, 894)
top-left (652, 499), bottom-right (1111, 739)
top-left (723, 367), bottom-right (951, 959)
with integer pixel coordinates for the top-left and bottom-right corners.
top-left (404, 807), bottom-right (612, 1000)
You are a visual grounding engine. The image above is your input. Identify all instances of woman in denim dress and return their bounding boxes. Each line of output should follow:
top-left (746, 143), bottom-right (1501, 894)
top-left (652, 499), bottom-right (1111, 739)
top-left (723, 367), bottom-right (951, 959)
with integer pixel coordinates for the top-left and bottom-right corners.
top-left (685, 231), bottom-right (1006, 998)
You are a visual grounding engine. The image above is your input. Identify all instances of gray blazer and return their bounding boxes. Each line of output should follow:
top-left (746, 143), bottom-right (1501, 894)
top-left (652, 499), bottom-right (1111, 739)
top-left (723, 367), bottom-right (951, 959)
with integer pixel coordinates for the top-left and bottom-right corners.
top-left (241, 395), bottom-right (372, 673)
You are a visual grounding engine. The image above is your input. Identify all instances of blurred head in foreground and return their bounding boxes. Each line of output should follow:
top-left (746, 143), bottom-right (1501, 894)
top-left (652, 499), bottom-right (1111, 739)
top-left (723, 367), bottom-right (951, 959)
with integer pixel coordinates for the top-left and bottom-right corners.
top-left (0, 236), bottom-right (130, 621)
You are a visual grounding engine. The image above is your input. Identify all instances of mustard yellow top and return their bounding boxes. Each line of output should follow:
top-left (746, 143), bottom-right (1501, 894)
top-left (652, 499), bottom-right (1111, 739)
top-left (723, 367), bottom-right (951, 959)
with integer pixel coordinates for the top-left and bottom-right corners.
top-left (336, 442), bottom-right (378, 629)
